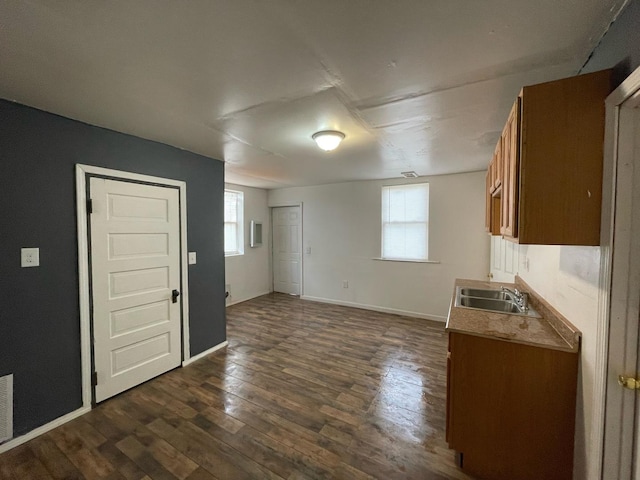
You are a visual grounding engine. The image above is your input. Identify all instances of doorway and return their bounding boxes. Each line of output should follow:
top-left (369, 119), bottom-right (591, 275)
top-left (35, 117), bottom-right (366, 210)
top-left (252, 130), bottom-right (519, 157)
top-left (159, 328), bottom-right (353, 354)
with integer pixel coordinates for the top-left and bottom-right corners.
top-left (600, 67), bottom-right (640, 479)
top-left (76, 165), bottom-right (190, 407)
top-left (271, 206), bottom-right (302, 295)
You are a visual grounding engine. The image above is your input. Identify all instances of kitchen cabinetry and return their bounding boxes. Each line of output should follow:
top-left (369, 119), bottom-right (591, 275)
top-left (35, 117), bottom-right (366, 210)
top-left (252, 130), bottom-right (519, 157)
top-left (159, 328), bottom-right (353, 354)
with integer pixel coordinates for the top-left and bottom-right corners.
top-left (447, 332), bottom-right (578, 480)
top-left (485, 141), bottom-right (502, 235)
top-left (500, 98), bottom-right (519, 238)
top-left (485, 69), bottom-right (612, 245)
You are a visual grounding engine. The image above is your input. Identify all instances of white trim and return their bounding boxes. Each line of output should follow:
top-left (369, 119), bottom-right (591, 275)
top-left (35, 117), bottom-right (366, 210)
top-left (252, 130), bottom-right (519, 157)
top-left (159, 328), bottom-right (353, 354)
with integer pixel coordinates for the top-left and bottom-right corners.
top-left (372, 258), bottom-right (440, 264)
top-left (75, 164), bottom-right (191, 408)
top-left (268, 202), bottom-right (304, 208)
top-left (75, 167), bottom-right (92, 409)
top-left (182, 341), bottom-right (228, 366)
top-left (593, 90), bottom-right (617, 480)
top-left (598, 66), bottom-right (640, 480)
top-left (0, 406), bottom-right (91, 454)
top-left (301, 295), bottom-right (446, 322)
top-left (226, 291), bottom-right (271, 307)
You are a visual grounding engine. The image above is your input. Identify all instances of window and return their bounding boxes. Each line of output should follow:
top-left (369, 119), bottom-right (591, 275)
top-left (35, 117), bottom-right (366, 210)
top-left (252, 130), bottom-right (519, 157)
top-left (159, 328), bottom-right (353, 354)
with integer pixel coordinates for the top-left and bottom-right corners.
top-left (224, 189), bottom-right (244, 256)
top-left (381, 183), bottom-right (429, 260)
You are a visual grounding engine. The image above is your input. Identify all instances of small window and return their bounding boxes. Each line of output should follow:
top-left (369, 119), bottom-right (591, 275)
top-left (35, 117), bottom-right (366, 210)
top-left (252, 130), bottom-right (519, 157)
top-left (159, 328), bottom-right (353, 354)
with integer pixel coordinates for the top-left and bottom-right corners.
top-left (381, 183), bottom-right (429, 260)
top-left (224, 190), bottom-right (244, 256)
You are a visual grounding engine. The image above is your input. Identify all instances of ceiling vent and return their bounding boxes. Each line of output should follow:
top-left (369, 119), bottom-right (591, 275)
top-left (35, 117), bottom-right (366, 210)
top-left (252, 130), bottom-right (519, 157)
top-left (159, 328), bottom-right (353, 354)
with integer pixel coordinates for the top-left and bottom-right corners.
top-left (401, 171), bottom-right (418, 178)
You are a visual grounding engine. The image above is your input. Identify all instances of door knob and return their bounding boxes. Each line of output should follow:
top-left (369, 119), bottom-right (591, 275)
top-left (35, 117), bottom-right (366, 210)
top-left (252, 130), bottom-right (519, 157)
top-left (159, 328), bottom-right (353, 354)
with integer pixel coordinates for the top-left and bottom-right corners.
top-left (172, 289), bottom-right (180, 304)
top-left (618, 375), bottom-right (640, 390)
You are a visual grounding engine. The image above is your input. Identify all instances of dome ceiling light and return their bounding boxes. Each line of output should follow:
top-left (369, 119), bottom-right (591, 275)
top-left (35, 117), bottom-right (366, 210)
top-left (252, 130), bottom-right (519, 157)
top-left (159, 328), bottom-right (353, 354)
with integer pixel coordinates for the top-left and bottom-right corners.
top-left (312, 130), bottom-right (345, 152)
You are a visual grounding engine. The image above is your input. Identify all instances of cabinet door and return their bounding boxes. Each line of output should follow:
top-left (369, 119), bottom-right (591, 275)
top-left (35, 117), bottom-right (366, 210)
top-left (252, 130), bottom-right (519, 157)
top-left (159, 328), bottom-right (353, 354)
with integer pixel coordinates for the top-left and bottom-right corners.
top-left (485, 170), bottom-right (492, 232)
top-left (501, 98), bottom-right (521, 237)
top-left (447, 332), bottom-right (577, 480)
top-left (493, 139), bottom-right (502, 191)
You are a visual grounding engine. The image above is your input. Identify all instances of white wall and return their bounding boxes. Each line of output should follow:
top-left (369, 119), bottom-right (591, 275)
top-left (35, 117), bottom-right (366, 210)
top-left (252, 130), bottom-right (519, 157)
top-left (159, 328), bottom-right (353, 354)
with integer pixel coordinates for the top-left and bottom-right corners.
top-left (268, 171), bottom-right (489, 320)
top-left (515, 245), bottom-right (601, 480)
top-left (224, 183), bottom-right (271, 305)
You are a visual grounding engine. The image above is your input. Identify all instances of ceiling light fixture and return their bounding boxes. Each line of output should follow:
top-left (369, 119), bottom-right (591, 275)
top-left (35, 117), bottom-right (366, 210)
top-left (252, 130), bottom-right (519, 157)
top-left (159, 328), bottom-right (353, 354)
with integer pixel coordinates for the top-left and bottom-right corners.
top-left (312, 130), bottom-right (345, 152)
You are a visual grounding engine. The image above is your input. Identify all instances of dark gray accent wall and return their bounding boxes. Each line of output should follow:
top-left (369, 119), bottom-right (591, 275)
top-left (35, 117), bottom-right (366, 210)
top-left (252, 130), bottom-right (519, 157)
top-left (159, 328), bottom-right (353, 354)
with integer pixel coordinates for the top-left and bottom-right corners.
top-left (0, 99), bottom-right (225, 437)
top-left (581, 0), bottom-right (640, 84)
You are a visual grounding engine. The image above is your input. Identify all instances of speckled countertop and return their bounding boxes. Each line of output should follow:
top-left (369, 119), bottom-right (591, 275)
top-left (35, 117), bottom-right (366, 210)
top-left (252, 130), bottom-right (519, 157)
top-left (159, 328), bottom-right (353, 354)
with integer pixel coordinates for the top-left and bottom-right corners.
top-left (446, 278), bottom-right (581, 352)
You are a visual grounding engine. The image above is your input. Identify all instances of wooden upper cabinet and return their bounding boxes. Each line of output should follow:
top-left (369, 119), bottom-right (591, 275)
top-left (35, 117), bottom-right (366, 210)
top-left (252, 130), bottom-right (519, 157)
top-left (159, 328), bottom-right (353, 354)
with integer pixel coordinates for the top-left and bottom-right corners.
top-left (485, 69), bottom-right (612, 245)
top-left (484, 138), bottom-right (503, 235)
top-left (501, 98), bottom-right (520, 238)
top-left (485, 170), bottom-right (492, 233)
top-left (493, 138), bottom-right (502, 191)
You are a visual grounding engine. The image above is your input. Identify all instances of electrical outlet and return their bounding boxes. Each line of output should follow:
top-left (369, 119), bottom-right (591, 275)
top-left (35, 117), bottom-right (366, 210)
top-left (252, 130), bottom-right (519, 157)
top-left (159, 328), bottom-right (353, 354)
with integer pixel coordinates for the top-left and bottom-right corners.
top-left (21, 248), bottom-right (39, 268)
top-left (342, 280), bottom-right (349, 288)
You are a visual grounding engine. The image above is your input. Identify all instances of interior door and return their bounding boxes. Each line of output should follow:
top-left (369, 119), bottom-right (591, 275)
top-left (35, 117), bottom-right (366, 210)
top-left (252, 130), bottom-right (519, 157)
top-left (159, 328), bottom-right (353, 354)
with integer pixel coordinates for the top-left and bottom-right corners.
top-left (603, 78), bottom-right (640, 479)
top-left (630, 100), bottom-right (640, 480)
top-left (272, 206), bottom-right (301, 295)
top-left (89, 177), bottom-right (182, 403)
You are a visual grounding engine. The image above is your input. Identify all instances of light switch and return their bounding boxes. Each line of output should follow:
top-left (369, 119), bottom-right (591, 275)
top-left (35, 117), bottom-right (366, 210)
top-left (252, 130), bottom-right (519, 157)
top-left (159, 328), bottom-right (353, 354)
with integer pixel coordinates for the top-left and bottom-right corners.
top-left (188, 252), bottom-right (197, 265)
top-left (21, 248), bottom-right (40, 267)
top-left (306, 246), bottom-right (311, 254)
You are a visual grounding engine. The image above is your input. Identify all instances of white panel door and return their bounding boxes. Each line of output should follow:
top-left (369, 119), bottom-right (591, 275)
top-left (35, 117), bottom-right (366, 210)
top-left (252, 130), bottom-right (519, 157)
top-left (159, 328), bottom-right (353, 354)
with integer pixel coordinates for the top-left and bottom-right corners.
top-left (602, 71), bottom-right (640, 480)
top-left (272, 206), bottom-right (301, 295)
top-left (90, 178), bottom-right (182, 402)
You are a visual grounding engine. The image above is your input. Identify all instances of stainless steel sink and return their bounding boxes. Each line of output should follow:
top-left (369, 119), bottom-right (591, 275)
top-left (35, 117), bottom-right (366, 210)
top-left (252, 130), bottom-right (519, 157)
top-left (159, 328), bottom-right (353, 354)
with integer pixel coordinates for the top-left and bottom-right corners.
top-left (459, 288), bottom-right (515, 301)
top-left (458, 296), bottom-right (522, 313)
top-left (454, 286), bottom-right (541, 318)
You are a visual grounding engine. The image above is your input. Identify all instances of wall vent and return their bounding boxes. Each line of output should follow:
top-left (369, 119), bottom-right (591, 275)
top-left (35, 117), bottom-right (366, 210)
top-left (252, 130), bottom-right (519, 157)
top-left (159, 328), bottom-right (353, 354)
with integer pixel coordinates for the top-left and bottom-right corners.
top-left (401, 171), bottom-right (418, 178)
top-left (0, 374), bottom-right (13, 443)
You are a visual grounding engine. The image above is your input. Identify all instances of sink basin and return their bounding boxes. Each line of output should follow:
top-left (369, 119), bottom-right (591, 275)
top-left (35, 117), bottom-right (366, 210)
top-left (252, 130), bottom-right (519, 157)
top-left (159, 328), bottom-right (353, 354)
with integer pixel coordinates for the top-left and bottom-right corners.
top-left (458, 296), bottom-right (522, 313)
top-left (459, 288), bottom-right (514, 301)
top-left (454, 286), bottom-right (541, 318)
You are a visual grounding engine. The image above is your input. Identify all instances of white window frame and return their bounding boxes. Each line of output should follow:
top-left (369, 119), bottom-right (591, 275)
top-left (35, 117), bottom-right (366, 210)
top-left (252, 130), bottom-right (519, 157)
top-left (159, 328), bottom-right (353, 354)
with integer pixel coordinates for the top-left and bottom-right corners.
top-left (224, 189), bottom-right (244, 256)
top-left (381, 183), bottom-right (430, 261)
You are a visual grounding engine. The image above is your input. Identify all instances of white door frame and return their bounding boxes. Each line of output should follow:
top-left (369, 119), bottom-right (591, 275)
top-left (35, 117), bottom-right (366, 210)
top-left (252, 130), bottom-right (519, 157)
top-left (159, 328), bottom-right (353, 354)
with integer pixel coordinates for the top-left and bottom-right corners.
top-left (596, 66), bottom-right (640, 479)
top-left (269, 202), bottom-right (303, 296)
top-left (75, 164), bottom-right (190, 408)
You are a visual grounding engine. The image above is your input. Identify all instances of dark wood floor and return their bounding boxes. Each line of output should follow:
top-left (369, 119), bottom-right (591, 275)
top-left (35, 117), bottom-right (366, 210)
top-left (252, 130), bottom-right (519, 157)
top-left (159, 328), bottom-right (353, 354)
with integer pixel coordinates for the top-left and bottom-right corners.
top-left (0, 294), bottom-right (473, 480)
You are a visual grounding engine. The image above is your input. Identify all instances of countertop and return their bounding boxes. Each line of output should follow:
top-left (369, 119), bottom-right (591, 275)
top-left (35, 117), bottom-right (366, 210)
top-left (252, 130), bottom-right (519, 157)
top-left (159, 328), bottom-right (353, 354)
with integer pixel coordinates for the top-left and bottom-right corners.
top-left (445, 278), bottom-right (581, 352)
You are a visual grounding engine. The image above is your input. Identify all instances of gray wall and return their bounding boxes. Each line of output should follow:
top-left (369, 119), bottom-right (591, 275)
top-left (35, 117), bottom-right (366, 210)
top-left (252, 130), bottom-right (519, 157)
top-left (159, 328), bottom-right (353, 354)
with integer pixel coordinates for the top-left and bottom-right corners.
top-left (0, 99), bottom-right (226, 437)
top-left (581, 0), bottom-right (640, 82)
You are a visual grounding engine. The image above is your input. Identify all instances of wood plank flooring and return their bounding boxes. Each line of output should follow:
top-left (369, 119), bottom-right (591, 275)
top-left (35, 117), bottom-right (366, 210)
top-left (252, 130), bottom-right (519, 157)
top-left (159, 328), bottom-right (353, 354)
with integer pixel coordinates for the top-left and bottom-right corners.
top-left (0, 294), bottom-right (473, 479)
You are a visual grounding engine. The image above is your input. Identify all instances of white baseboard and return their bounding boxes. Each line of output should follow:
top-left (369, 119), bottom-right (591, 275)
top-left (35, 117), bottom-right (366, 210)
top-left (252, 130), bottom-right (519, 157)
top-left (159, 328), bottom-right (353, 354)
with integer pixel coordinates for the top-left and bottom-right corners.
top-left (300, 295), bottom-right (447, 322)
top-left (225, 291), bottom-right (271, 307)
top-left (183, 340), bottom-right (228, 366)
top-left (0, 406), bottom-right (91, 454)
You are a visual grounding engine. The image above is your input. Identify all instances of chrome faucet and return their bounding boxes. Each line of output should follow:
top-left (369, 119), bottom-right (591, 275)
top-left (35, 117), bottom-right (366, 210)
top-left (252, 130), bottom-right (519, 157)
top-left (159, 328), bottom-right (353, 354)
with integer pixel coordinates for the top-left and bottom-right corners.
top-left (501, 287), bottom-right (529, 312)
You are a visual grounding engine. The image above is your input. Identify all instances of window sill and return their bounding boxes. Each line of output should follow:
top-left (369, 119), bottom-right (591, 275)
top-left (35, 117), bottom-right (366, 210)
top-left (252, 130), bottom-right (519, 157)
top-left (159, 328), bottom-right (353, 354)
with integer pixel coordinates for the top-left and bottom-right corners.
top-left (373, 258), bottom-right (440, 264)
top-left (225, 252), bottom-right (244, 258)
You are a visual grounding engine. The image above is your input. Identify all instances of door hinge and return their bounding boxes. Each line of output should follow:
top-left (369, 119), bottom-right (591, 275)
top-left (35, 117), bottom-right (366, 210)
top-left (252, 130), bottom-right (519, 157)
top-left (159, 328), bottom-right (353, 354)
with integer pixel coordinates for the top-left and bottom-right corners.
top-left (87, 199), bottom-right (93, 214)
top-left (92, 372), bottom-right (98, 386)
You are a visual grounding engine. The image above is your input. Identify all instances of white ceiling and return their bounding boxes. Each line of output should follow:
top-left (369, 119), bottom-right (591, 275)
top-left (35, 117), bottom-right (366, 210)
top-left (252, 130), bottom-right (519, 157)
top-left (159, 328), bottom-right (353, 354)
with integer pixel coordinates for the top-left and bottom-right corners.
top-left (0, 0), bottom-right (629, 188)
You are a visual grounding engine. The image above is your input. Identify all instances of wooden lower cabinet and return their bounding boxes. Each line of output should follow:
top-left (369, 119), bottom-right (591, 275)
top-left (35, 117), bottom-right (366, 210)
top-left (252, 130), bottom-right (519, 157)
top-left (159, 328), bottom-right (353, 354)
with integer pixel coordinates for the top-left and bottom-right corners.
top-left (446, 332), bottom-right (578, 480)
